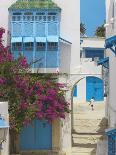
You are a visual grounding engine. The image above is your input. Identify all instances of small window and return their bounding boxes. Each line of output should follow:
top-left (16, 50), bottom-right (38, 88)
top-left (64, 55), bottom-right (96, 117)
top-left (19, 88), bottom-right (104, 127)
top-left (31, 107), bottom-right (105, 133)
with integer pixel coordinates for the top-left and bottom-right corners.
top-left (13, 12), bottom-right (22, 15)
top-left (12, 43), bottom-right (22, 51)
top-left (23, 15), bottom-right (34, 21)
top-left (24, 42), bottom-right (33, 51)
top-left (36, 42), bottom-right (46, 51)
top-left (47, 12), bottom-right (57, 21)
top-left (24, 12), bottom-right (33, 16)
top-left (12, 16), bottom-right (21, 21)
top-left (48, 12), bottom-right (57, 16)
top-left (36, 12), bottom-right (45, 15)
top-left (47, 42), bottom-right (58, 51)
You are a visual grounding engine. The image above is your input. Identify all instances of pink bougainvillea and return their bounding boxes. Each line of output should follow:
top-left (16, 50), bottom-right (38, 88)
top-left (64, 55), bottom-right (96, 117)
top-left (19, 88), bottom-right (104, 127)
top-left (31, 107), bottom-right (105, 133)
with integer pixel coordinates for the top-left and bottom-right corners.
top-left (0, 28), bottom-right (70, 132)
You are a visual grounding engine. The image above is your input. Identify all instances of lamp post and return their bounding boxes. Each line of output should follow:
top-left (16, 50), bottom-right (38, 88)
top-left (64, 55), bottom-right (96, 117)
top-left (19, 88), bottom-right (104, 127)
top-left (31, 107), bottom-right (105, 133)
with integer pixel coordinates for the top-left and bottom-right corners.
top-left (0, 117), bottom-right (9, 150)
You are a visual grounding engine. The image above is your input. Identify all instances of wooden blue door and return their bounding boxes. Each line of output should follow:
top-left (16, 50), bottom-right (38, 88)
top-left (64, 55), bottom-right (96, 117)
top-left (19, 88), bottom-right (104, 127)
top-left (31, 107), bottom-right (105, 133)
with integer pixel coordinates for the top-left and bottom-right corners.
top-left (86, 77), bottom-right (104, 101)
top-left (20, 120), bottom-right (52, 150)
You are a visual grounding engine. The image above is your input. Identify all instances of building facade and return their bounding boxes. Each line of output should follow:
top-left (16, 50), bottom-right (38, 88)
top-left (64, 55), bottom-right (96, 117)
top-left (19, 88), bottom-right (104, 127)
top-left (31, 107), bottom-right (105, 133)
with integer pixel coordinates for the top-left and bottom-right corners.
top-left (105, 0), bottom-right (116, 154)
top-left (73, 37), bottom-right (105, 103)
top-left (97, 0), bottom-right (116, 155)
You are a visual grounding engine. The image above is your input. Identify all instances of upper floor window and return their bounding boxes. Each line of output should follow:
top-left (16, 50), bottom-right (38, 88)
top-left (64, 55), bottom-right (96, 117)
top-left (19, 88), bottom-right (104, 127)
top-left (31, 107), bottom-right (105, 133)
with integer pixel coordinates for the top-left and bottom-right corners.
top-left (36, 42), bottom-right (46, 51)
top-left (12, 12), bottom-right (22, 21)
top-left (35, 12), bottom-right (46, 22)
top-left (47, 42), bottom-right (58, 51)
top-left (12, 42), bottom-right (22, 51)
top-left (23, 12), bottom-right (34, 21)
top-left (24, 42), bottom-right (33, 51)
top-left (48, 12), bottom-right (57, 22)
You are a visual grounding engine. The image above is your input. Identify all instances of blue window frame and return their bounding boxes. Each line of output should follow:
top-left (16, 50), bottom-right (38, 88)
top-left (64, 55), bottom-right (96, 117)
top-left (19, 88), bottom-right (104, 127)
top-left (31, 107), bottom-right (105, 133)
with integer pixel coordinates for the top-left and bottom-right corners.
top-left (23, 12), bottom-right (34, 21)
top-left (36, 42), bottom-right (46, 51)
top-left (24, 42), bottom-right (33, 51)
top-left (48, 12), bottom-right (58, 22)
top-left (35, 12), bottom-right (46, 22)
top-left (47, 42), bottom-right (58, 51)
top-left (12, 12), bottom-right (22, 21)
top-left (85, 49), bottom-right (104, 61)
top-left (12, 42), bottom-right (22, 51)
top-left (106, 129), bottom-right (116, 155)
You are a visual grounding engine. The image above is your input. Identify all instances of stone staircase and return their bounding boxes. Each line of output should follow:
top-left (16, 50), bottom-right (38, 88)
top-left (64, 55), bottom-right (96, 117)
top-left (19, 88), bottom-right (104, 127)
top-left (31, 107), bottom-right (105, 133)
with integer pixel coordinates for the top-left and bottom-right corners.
top-left (72, 102), bottom-right (108, 155)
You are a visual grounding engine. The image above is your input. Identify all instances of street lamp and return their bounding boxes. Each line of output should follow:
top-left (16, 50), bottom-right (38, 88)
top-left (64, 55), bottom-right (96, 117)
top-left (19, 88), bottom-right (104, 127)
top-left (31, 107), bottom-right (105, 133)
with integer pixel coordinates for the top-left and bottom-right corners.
top-left (0, 117), bottom-right (9, 149)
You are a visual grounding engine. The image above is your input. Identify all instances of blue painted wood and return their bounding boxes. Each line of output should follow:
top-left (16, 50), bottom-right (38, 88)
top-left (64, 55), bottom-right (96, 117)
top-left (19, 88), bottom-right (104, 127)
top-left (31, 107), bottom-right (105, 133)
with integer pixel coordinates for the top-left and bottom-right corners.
top-left (35, 51), bottom-right (46, 68)
top-left (46, 51), bottom-right (58, 68)
top-left (20, 120), bottom-right (52, 150)
top-left (73, 86), bottom-right (77, 97)
top-left (86, 76), bottom-right (104, 101)
top-left (10, 9), bottom-right (61, 68)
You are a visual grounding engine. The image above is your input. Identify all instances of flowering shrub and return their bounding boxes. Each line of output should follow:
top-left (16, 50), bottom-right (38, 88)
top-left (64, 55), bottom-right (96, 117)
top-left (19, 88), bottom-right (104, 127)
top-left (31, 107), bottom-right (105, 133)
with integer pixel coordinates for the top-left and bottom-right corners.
top-left (0, 28), bottom-right (70, 132)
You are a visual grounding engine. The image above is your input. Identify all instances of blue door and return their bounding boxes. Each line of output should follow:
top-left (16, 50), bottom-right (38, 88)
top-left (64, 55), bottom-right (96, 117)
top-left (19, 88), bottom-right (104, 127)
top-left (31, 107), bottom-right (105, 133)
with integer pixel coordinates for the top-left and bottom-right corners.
top-left (86, 77), bottom-right (104, 101)
top-left (73, 85), bottom-right (78, 97)
top-left (20, 120), bottom-right (52, 150)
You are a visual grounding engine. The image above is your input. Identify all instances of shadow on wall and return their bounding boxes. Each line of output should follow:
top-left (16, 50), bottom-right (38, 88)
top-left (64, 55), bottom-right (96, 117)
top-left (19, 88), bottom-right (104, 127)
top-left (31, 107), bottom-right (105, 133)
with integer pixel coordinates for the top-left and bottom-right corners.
top-left (97, 117), bottom-right (108, 133)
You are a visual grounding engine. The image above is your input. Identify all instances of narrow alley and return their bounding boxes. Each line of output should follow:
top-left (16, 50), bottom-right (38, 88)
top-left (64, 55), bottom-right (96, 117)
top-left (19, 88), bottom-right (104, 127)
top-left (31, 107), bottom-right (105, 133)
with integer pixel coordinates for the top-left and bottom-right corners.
top-left (72, 102), bottom-right (108, 155)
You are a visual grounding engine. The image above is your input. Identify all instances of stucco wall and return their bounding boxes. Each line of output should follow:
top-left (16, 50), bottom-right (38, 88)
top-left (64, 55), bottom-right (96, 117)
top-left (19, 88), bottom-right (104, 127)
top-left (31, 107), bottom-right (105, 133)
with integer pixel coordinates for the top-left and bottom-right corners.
top-left (53, 0), bottom-right (80, 73)
top-left (0, 102), bottom-right (9, 155)
top-left (105, 0), bottom-right (116, 128)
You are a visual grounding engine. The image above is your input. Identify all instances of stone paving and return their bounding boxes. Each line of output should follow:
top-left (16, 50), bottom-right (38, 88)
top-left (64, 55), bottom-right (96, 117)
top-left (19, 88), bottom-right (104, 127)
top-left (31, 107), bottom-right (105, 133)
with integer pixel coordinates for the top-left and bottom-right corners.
top-left (72, 102), bottom-right (108, 155)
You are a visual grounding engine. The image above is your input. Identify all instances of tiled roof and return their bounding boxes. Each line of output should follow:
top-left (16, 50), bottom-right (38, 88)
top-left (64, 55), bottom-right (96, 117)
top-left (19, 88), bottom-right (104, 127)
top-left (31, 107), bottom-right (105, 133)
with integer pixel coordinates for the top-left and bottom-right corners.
top-left (9, 0), bottom-right (61, 10)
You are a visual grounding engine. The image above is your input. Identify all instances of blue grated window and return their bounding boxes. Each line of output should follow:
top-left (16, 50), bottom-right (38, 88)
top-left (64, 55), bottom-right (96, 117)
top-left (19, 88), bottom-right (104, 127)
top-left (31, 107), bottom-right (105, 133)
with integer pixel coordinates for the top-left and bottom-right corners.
top-left (36, 42), bottom-right (46, 51)
top-left (24, 42), bottom-right (33, 51)
top-left (12, 42), bottom-right (22, 51)
top-left (47, 42), bottom-right (58, 51)
top-left (23, 12), bottom-right (34, 21)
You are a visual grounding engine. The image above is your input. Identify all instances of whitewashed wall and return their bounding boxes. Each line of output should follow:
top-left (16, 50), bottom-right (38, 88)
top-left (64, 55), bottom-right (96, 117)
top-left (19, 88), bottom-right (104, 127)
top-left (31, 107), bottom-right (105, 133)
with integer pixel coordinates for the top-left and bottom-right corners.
top-left (73, 59), bottom-right (102, 103)
top-left (53, 0), bottom-right (80, 73)
top-left (105, 0), bottom-right (116, 128)
top-left (0, 0), bottom-right (16, 45)
top-left (0, 102), bottom-right (9, 155)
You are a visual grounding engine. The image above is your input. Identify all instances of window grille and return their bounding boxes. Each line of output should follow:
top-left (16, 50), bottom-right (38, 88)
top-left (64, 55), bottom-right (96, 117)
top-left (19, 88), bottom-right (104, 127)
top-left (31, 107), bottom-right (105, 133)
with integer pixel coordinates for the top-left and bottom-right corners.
top-left (35, 12), bottom-right (46, 22)
top-left (48, 12), bottom-right (57, 22)
top-left (12, 43), bottom-right (22, 51)
top-left (47, 42), bottom-right (58, 51)
top-left (12, 12), bottom-right (22, 21)
top-left (36, 42), bottom-right (46, 51)
top-left (24, 42), bottom-right (33, 51)
top-left (23, 12), bottom-right (34, 21)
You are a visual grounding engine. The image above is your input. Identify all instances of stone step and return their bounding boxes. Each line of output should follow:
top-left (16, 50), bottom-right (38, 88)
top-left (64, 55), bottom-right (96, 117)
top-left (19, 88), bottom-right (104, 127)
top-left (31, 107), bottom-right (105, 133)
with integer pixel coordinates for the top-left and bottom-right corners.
top-left (72, 134), bottom-right (103, 144)
top-left (72, 147), bottom-right (96, 153)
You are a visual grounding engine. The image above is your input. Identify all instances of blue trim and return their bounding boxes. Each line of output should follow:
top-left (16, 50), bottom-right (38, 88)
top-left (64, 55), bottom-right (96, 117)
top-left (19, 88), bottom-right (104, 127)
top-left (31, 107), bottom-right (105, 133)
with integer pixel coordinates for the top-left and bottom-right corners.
top-left (97, 57), bottom-right (109, 67)
top-left (105, 35), bottom-right (116, 55)
top-left (106, 128), bottom-right (116, 136)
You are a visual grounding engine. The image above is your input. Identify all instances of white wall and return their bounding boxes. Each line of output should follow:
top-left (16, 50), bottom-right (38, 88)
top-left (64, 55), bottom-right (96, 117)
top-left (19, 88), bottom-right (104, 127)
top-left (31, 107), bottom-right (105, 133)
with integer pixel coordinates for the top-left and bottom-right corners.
top-left (0, 102), bottom-right (9, 155)
top-left (0, 0), bottom-right (16, 45)
top-left (81, 37), bottom-right (105, 49)
top-left (73, 59), bottom-right (102, 103)
top-left (53, 0), bottom-right (80, 74)
top-left (105, 0), bottom-right (116, 128)
top-left (105, 0), bottom-right (116, 37)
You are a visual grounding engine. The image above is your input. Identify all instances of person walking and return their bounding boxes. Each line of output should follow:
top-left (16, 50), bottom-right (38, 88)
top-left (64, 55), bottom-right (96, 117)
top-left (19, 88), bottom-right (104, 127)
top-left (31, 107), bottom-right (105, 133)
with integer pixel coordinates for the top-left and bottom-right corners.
top-left (89, 97), bottom-right (95, 111)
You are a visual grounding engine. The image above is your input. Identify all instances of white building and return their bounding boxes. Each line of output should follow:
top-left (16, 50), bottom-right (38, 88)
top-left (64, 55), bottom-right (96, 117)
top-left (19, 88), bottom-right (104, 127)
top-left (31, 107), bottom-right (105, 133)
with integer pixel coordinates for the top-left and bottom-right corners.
top-left (73, 37), bottom-right (105, 103)
top-left (97, 0), bottom-right (116, 154)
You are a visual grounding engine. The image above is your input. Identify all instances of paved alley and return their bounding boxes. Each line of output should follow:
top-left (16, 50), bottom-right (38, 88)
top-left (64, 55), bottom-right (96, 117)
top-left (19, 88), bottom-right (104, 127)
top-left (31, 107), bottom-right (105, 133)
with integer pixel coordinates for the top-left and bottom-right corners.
top-left (72, 102), bottom-right (108, 155)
